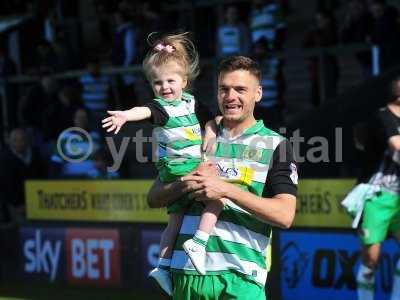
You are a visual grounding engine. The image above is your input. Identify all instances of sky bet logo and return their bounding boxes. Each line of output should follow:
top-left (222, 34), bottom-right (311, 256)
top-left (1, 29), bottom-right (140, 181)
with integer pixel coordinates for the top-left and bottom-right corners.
top-left (66, 229), bottom-right (120, 286)
top-left (20, 227), bottom-right (121, 286)
top-left (21, 228), bottom-right (64, 281)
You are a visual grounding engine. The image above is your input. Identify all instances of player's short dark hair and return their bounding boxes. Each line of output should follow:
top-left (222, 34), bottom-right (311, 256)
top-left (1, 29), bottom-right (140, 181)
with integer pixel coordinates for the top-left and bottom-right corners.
top-left (218, 56), bottom-right (261, 82)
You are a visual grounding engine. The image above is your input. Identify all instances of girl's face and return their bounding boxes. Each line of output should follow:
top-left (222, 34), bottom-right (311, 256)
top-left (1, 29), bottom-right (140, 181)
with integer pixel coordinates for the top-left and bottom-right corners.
top-left (150, 61), bottom-right (187, 101)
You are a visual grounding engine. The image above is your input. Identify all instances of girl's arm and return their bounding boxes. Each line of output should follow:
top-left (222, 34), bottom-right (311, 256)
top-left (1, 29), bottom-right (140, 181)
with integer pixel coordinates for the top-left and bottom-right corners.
top-left (124, 107), bottom-right (152, 121)
top-left (202, 116), bottom-right (223, 154)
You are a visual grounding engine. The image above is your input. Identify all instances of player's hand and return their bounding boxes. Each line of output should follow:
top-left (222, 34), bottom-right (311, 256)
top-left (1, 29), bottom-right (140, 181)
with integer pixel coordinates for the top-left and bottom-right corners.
top-left (101, 110), bottom-right (128, 134)
top-left (195, 161), bottom-right (218, 177)
top-left (181, 172), bottom-right (231, 202)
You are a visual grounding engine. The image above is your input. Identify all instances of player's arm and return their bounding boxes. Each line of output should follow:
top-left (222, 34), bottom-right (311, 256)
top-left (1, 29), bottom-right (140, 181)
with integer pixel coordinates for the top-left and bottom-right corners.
top-left (147, 176), bottom-right (187, 208)
top-left (182, 140), bottom-right (297, 228)
top-left (147, 162), bottom-right (216, 208)
top-left (182, 174), bottom-right (296, 228)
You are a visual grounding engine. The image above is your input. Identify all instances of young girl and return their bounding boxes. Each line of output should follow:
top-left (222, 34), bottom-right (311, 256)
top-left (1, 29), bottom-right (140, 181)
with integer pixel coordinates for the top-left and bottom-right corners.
top-left (102, 32), bottom-right (224, 296)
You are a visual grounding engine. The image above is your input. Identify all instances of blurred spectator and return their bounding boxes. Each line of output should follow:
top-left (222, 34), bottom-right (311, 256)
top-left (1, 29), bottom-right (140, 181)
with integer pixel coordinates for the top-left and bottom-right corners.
top-left (52, 33), bottom-right (75, 71)
top-left (79, 57), bottom-right (114, 130)
top-left (316, 0), bottom-right (341, 11)
top-left (135, 2), bottom-right (162, 61)
top-left (341, 0), bottom-right (374, 77)
top-left (0, 128), bottom-right (46, 223)
top-left (279, 0), bottom-right (291, 15)
top-left (18, 74), bottom-right (59, 145)
top-left (250, 0), bottom-right (287, 50)
top-left (368, 0), bottom-right (400, 71)
top-left (303, 9), bottom-right (339, 107)
top-left (34, 39), bottom-right (58, 74)
top-left (117, 0), bottom-right (136, 16)
top-left (111, 9), bottom-right (137, 109)
top-left (94, 0), bottom-right (118, 51)
top-left (0, 0), bottom-right (30, 15)
top-left (44, 9), bottom-right (58, 44)
top-left (0, 46), bottom-right (18, 135)
top-left (87, 149), bottom-right (119, 179)
top-left (253, 38), bottom-right (284, 130)
top-left (42, 85), bottom-right (82, 142)
top-left (216, 5), bottom-right (250, 57)
top-left (50, 108), bottom-right (102, 178)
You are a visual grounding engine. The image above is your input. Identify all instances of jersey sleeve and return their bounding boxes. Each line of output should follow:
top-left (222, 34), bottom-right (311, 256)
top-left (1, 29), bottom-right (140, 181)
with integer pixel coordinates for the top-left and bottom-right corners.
top-left (143, 101), bottom-right (169, 126)
top-left (262, 139), bottom-right (298, 198)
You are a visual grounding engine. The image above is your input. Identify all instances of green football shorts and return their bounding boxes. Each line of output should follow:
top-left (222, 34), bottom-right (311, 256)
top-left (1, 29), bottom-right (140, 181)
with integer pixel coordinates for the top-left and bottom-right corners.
top-left (172, 272), bottom-right (266, 300)
top-left (157, 157), bottom-right (201, 214)
top-left (157, 157), bottom-right (201, 183)
top-left (360, 188), bottom-right (400, 245)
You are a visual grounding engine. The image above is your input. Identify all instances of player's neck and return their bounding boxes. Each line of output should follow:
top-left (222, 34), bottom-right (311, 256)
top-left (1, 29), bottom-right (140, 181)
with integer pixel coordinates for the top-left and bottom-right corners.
top-left (223, 117), bottom-right (256, 138)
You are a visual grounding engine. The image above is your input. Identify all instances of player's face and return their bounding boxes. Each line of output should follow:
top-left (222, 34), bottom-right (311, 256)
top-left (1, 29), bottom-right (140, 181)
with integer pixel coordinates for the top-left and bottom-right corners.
top-left (217, 70), bottom-right (262, 125)
top-left (150, 62), bottom-right (187, 101)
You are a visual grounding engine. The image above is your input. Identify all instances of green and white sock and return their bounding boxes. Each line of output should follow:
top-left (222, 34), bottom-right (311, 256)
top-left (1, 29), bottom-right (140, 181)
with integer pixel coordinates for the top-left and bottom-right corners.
top-left (192, 230), bottom-right (209, 248)
top-left (158, 258), bottom-right (171, 271)
top-left (357, 263), bottom-right (375, 300)
top-left (391, 259), bottom-right (400, 300)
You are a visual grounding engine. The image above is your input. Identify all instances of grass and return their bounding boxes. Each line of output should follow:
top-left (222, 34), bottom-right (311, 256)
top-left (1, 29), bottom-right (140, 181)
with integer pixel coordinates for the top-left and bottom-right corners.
top-left (0, 281), bottom-right (167, 300)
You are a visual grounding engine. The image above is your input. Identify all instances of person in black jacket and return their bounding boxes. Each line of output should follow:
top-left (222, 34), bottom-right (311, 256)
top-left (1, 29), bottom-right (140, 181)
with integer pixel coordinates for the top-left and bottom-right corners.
top-left (355, 77), bottom-right (400, 300)
top-left (0, 128), bottom-right (46, 223)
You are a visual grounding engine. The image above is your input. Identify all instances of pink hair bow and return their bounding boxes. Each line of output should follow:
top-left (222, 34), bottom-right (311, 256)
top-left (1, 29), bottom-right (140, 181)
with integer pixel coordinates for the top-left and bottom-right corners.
top-left (154, 43), bottom-right (175, 53)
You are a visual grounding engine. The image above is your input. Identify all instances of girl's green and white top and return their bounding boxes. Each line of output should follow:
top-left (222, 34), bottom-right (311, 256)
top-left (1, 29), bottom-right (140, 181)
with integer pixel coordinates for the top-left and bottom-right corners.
top-left (170, 120), bottom-right (294, 287)
top-left (145, 92), bottom-right (202, 174)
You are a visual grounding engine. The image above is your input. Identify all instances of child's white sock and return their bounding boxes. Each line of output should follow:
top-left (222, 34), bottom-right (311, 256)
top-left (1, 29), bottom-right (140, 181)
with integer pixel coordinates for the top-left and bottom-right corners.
top-left (158, 258), bottom-right (171, 270)
top-left (192, 230), bottom-right (209, 248)
top-left (357, 263), bottom-right (375, 300)
top-left (391, 259), bottom-right (400, 300)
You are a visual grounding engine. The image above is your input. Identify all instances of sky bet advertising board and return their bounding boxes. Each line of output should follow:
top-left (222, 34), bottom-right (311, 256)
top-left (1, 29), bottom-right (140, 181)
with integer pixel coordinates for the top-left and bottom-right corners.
top-left (139, 227), bottom-right (164, 288)
top-left (280, 230), bottom-right (400, 300)
top-left (20, 227), bottom-right (121, 287)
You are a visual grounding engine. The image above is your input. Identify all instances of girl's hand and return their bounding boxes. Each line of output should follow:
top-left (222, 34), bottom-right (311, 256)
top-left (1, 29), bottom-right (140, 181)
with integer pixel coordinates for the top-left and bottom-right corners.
top-left (203, 117), bottom-right (222, 155)
top-left (101, 110), bottom-right (128, 134)
top-left (202, 130), bottom-right (217, 155)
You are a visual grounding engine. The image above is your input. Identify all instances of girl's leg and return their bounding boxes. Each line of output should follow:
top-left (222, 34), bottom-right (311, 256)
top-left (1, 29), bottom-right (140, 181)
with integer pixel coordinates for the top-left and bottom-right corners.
top-left (183, 198), bottom-right (225, 275)
top-left (149, 212), bottom-right (183, 296)
top-left (159, 212), bottom-right (184, 264)
top-left (196, 198), bottom-right (225, 241)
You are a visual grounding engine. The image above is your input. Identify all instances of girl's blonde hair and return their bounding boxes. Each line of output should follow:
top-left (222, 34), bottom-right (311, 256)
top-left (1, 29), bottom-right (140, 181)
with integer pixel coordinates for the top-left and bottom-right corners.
top-left (142, 32), bottom-right (199, 88)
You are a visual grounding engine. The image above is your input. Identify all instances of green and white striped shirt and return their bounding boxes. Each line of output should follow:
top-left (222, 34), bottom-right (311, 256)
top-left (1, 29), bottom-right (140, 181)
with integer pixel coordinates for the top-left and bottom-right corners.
top-left (171, 120), bottom-right (285, 286)
top-left (151, 92), bottom-right (202, 164)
